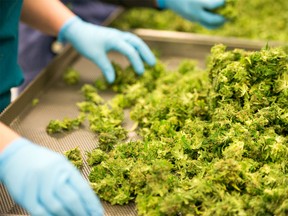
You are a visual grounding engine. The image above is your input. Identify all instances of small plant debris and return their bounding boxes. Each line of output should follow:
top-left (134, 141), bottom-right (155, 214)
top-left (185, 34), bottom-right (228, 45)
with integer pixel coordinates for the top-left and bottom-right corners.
top-left (63, 67), bottom-right (80, 85)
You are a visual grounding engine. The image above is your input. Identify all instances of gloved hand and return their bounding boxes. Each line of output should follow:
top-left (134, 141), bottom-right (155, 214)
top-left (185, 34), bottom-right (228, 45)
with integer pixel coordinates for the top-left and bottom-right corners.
top-left (0, 138), bottom-right (103, 216)
top-left (157, 0), bottom-right (226, 29)
top-left (58, 16), bottom-right (156, 83)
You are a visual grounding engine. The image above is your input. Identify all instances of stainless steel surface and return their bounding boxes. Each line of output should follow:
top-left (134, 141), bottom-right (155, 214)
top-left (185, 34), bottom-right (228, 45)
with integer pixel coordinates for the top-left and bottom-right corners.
top-left (1, 29), bottom-right (283, 215)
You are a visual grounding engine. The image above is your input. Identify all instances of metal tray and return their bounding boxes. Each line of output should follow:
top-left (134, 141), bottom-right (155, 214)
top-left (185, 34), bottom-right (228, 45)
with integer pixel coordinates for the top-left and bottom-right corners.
top-left (0, 29), bottom-right (284, 216)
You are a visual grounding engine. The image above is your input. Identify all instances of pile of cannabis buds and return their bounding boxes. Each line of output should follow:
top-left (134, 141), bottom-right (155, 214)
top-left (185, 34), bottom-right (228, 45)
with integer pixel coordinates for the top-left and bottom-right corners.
top-left (48, 44), bottom-right (288, 215)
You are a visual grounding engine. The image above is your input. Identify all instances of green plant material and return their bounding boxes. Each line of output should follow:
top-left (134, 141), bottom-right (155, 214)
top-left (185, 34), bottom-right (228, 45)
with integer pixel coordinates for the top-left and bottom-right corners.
top-left (46, 113), bottom-right (85, 134)
top-left (94, 62), bottom-right (166, 95)
top-left (47, 44), bottom-right (288, 215)
top-left (178, 59), bottom-right (197, 75)
top-left (76, 62), bottom-right (167, 151)
top-left (111, 0), bottom-right (288, 42)
top-left (63, 67), bottom-right (80, 85)
top-left (111, 83), bottom-right (148, 108)
top-left (81, 84), bottom-right (104, 104)
top-left (87, 104), bottom-right (128, 152)
top-left (32, 98), bottom-right (39, 106)
top-left (64, 146), bottom-right (83, 169)
top-left (86, 45), bottom-right (288, 215)
top-left (86, 149), bottom-right (109, 166)
top-left (78, 97), bottom-right (128, 151)
top-left (93, 62), bottom-right (139, 93)
top-left (90, 157), bottom-right (135, 205)
top-left (63, 80), bottom-right (129, 152)
top-left (97, 130), bottom-right (125, 152)
top-left (212, 0), bottom-right (238, 21)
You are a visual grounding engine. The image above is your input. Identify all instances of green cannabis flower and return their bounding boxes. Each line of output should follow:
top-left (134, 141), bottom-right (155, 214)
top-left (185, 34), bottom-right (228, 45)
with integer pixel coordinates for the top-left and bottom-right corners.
top-left (46, 113), bottom-right (85, 134)
top-left (52, 44), bottom-right (288, 215)
top-left (64, 146), bottom-right (83, 169)
top-left (212, 0), bottom-right (238, 21)
top-left (86, 148), bottom-right (109, 166)
top-left (87, 45), bottom-right (288, 215)
top-left (63, 67), bottom-right (80, 85)
top-left (32, 98), bottom-right (39, 106)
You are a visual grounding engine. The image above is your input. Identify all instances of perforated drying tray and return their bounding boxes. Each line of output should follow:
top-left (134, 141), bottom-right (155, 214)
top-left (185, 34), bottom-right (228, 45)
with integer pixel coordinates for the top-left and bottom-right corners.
top-left (0, 29), bottom-right (282, 216)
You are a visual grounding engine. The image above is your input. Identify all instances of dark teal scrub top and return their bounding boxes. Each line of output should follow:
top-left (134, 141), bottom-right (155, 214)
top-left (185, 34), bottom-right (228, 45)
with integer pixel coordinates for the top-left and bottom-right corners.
top-left (0, 0), bottom-right (24, 112)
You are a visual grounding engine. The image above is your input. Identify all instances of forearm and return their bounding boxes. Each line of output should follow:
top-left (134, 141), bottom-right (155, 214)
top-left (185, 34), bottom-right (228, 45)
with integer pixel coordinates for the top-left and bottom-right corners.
top-left (99, 0), bottom-right (159, 8)
top-left (0, 123), bottom-right (20, 153)
top-left (20, 0), bottom-right (75, 36)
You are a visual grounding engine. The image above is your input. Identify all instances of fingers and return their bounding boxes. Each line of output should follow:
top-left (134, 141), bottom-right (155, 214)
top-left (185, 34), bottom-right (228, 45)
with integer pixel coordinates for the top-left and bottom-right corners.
top-left (49, 167), bottom-right (103, 216)
top-left (23, 165), bottom-right (103, 216)
top-left (91, 38), bottom-right (149, 84)
top-left (123, 33), bottom-right (156, 66)
top-left (56, 182), bottom-right (89, 216)
top-left (202, 0), bottom-right (225, 10)
top-left (199, 10), bottom-right (226, 29)
top-left (92, 52), bottom-right (116, 84)
top-left (111, 33), bottom-right (156, 76)
top-left (111, 40), bottom-right (145, 75)
top-left (40, 192), bottom-right (71, 216)
top-left (24, 198), bottom-right (49, 216)
top-left (71, 23), bottom-right (156, 83)
top-left (21, 177), bottom-right (52, 216)
top-left (39, 170), bottom-right (72, 216)
top-left (69, 172), bottom-right (104, 215)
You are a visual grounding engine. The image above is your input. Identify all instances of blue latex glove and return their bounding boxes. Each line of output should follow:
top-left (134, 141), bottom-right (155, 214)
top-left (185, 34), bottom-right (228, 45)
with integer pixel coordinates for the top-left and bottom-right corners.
top-left (58, 16), bottom-right (156, 83)
top-left (0, 138), bottom-right (103, 216)
top-left (157, 0), bottom-right (226, 29)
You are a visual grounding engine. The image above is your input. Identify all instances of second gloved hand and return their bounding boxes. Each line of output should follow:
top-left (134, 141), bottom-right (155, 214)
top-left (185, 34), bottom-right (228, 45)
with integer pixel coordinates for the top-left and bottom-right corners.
top-left (58, 16), bottom-right (156, 83)
top-left (0, 138), bottom-right (103, 216)
top-left (157, 0), bottom-right (226, 29)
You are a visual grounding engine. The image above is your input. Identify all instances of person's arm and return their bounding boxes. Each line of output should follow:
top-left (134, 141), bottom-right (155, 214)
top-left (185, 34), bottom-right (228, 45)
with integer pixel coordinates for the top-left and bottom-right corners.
top-left (20, 0), bottom-right (156, 84)
top-left (20, 0), bottom-right (75, 36)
